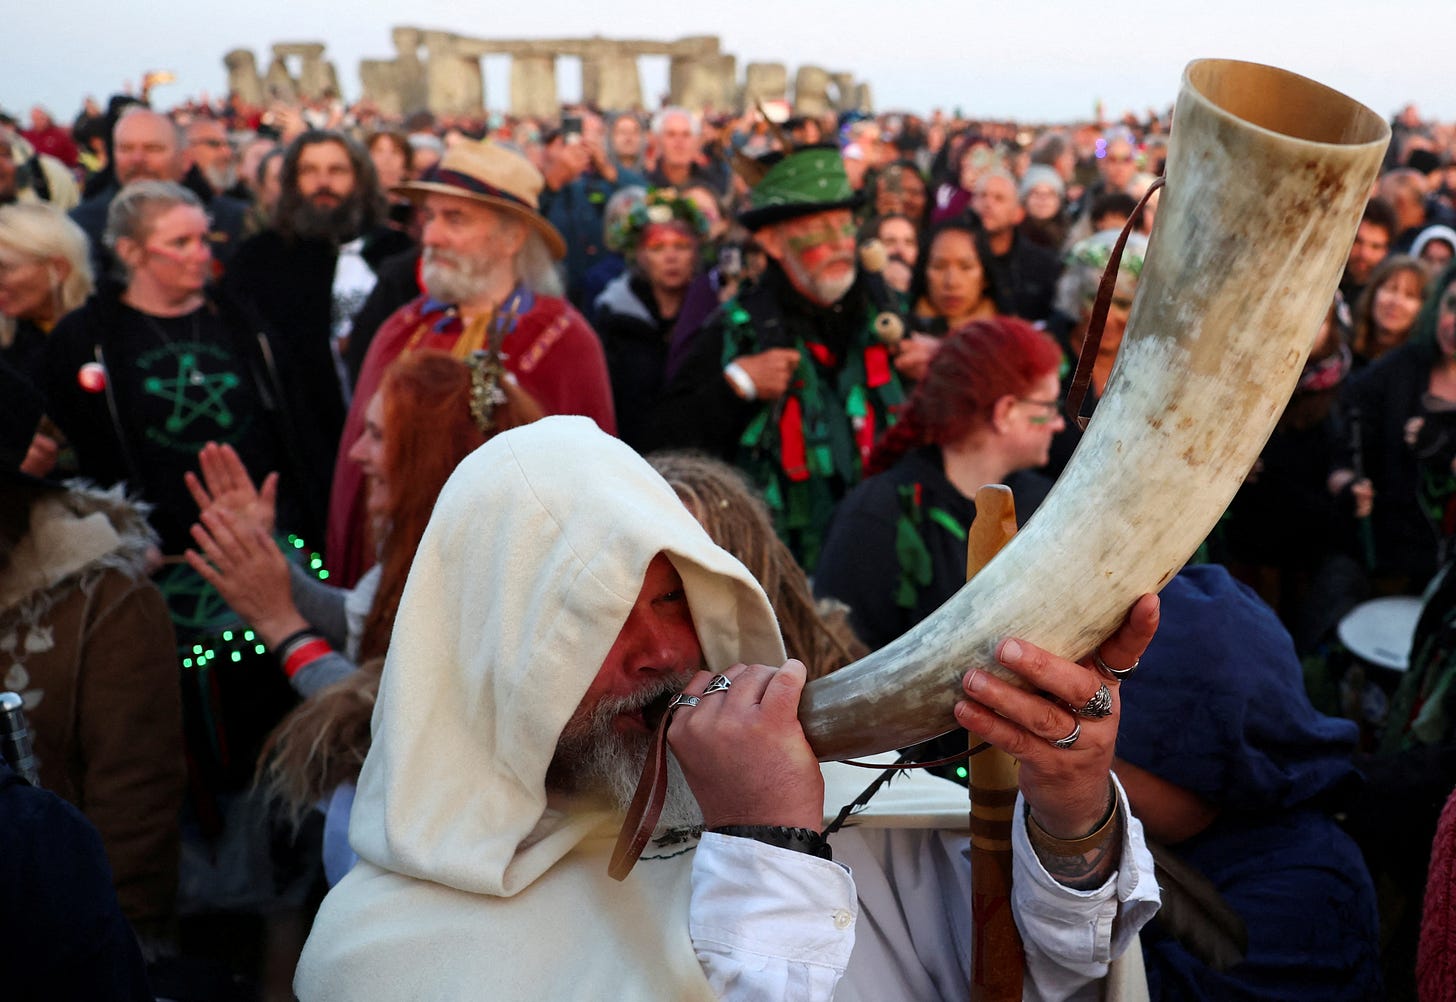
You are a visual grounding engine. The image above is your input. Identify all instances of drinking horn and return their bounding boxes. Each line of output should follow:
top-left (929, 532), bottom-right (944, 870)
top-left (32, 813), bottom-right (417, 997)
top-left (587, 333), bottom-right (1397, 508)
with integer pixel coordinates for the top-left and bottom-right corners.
top-left (799, 59), bottom-right (1389, 761)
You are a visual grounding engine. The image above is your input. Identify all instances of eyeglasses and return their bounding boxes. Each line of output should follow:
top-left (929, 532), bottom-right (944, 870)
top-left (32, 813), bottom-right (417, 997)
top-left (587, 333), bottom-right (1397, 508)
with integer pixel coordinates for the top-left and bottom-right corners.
top-left (191, 138), bottom-right (229, 149)
top-left (1017, 397), bottom-right (1062, 425)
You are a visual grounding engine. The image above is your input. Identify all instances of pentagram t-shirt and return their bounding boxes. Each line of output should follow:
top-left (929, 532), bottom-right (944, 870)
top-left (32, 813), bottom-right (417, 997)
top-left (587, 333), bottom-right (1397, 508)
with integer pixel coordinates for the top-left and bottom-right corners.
top-left (113, 303), bottom-right (278, 554)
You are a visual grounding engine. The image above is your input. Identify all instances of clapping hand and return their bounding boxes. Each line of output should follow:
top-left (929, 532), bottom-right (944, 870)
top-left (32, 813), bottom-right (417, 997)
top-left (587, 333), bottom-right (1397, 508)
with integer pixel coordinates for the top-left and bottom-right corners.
top-left (185, 442), bottom-right (278, 538)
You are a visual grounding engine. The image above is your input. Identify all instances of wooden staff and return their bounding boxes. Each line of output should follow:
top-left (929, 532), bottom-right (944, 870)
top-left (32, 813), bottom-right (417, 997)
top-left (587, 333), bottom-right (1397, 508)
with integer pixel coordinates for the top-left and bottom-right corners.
top-left (966, 485), bottom-right (1023, 1002)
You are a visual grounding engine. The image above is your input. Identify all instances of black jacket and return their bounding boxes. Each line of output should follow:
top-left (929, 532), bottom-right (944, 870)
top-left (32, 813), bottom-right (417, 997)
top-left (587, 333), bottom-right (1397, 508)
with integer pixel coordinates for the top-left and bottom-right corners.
top-left (37, 281), bottom-right (321, 548)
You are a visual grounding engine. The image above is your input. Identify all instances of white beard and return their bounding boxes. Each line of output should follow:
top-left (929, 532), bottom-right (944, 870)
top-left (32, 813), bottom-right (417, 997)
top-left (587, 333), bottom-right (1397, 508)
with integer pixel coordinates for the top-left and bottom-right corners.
top-left (552, 673), bottom-right (704, 829)
top-left (421, 247), bottom-right (497, 305)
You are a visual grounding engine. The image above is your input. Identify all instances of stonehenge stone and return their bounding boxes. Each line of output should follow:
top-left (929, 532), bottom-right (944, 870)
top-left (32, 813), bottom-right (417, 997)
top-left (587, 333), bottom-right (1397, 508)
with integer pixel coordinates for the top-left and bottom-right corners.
top-left (670, 53), bottom-right (735, 110)
top-left (794, 66), bottom-right (833, 117)
top-left (510, 55), bottom-right (557, 118)
top-left (582, 51), bottom-right (642, 111)
top-left (223, 49), bottom-right (263, 106)
top-left (743, 62), bottom-right (788, 106)
top-left (224, 33), bottom-right (870, 118)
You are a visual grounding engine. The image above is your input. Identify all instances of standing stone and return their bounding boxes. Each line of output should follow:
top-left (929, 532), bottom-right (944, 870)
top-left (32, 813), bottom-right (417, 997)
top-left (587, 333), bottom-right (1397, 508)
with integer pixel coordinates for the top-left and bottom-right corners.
top-left (670, 53), bottom-right (735, 110)
top-left (743, 62), bottom-right (788, 106)
top-left (392, 27), bottom-right (428, 115)
top-left (360, 60), bottom-right (404, 119)
top-left (794, 66), bottom-right (833, 117)
top-left (224, 49), bottom-right (264, 106)
top-left (585, 52), bottom-right (642, 111)
top-left (424, 33), bottom-right (485, 116)
top-left (830, 73), bottom-right (857, 112)
top-left (510, 55), bottom-right (558, 119)
top-left (284, 43), bottom-right (332, 100)
top-left (263, 58), bottom-right (297, 103)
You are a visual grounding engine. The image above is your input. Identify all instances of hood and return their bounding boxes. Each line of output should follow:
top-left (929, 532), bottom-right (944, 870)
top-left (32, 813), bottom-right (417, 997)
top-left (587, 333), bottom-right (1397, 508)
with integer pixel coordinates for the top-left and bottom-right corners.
top-left (348, 416), bottom-right (786, 897)
top-left (0, 482), bottom-right (156, 615)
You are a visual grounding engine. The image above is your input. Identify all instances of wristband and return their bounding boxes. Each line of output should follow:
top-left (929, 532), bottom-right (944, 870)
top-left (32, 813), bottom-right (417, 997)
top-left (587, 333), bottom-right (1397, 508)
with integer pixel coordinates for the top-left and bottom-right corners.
top-left (723, 362), bottom-right (757, 401)
top-left (272, 628), bottom-right (318, 657)
top-left (709, 824), bottom-right (832, 860)
top-left (1024, 779), bottom-right (1120, 854)
top-left (282, 638), bottom-right (334, 678)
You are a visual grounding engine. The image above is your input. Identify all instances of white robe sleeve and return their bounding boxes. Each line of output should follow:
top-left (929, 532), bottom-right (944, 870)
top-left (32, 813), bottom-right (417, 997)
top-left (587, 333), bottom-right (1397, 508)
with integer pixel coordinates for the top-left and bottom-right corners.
top-left (689, 832), bottom-right (857, 1001)
top-left (1013, 776), bottom-right (1162, 1002)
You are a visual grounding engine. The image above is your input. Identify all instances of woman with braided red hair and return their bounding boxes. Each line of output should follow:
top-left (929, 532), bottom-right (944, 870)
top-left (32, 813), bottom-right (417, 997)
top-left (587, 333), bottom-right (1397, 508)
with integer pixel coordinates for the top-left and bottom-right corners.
top-left (813, 316), bottom-right (1065, 652)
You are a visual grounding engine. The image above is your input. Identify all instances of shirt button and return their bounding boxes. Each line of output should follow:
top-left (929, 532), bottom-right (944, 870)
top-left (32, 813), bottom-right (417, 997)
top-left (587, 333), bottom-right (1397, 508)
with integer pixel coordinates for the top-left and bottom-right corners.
top-left (832, 910), bottom-right (852, 930)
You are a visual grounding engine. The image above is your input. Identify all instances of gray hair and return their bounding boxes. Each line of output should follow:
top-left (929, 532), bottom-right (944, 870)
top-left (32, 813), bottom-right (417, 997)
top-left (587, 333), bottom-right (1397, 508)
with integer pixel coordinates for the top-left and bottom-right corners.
top-left (517, 229), bottom-right (563, 298)
top-left (103, 180), bottom-right (204, 278)
top-left (652, 106), bottom-right (699, 138)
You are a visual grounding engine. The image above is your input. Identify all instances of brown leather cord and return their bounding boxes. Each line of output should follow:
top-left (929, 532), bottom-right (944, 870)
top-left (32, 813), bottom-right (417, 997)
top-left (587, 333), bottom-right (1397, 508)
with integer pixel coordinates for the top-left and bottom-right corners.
top-left (1063, 176), bottom-right (1166, 430)
top-left (609, 701), bottom-right (683, 881)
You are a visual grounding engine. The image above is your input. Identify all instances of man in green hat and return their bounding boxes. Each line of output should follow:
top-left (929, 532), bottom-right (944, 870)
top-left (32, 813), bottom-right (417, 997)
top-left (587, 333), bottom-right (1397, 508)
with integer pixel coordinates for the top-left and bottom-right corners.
top-left (646, 146), bottom-right (904, 569)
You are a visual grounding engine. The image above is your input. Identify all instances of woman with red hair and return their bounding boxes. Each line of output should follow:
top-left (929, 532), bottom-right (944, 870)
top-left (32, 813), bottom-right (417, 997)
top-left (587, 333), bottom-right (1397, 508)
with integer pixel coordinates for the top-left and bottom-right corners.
top-left (813, 316), bottom-right (1065, 652)
top-left (184, 348), bottom-right (542, 693)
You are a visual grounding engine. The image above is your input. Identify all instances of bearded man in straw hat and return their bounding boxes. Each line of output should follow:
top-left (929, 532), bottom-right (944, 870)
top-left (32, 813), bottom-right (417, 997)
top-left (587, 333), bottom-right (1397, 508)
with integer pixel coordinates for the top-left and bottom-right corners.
top-left (326, 140), bottom-right (617, 586)
top-left (644, 146), bottom-right (905, 569)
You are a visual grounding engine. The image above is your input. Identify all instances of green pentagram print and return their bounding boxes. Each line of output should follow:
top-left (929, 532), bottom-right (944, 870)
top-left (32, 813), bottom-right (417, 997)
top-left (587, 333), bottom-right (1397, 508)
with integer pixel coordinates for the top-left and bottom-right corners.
top-left (143, 351), bottom-right (241, 434)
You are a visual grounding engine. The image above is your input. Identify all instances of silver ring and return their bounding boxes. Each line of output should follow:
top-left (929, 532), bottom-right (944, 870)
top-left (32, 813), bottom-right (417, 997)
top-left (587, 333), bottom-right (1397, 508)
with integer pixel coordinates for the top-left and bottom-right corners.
top-left (1050, 721), bottom-right (1081, 750)
top-left (1092, 649), bottom-right (1139, 681)
top-left (1075, 682), bottom-right (1114, 719)
top-left (703, 674), bottom-right (733, 695)
top-left (669, 694), bottom-right (701, 710)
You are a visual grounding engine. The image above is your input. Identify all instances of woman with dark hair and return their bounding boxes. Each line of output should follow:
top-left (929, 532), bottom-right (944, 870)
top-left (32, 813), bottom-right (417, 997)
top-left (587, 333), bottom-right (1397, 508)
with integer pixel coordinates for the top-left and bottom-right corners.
top-left (1331, 261), bottom-right (1456, 595)
top-left (895, 221), bottom-right (1001, 381)
top-left (814, 316), bottom-right (1063, 650)
top-left (909, 220), bottom-right (1000, 335)
top-left (185, 349), bottom-right (542, 882)
top-left (187, 348), bottom-right (541, 692)
top-left (1350, 254), bottom-right (1428, 369)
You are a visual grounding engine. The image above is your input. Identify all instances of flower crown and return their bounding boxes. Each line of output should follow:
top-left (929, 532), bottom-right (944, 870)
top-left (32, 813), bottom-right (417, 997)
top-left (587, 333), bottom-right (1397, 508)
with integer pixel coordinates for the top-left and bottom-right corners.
top-left (607, 187), bottom-right (710, 256)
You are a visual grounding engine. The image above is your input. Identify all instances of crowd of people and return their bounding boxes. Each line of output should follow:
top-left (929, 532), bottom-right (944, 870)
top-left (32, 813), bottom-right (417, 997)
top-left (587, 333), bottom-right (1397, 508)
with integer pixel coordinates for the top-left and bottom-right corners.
top-left (3, 81), bottom-right (1456, 1000)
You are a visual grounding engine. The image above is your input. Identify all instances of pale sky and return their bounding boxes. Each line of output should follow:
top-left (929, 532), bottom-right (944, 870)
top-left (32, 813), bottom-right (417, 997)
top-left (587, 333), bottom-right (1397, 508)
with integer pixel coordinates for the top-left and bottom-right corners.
top-left (7, 1), bottom-right (1453, 125)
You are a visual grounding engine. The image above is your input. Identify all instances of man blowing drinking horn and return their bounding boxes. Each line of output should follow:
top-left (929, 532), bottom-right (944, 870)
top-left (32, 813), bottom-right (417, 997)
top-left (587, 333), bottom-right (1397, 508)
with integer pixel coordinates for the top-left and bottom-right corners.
top-left (295, 416), bottom-right (1161, 1001)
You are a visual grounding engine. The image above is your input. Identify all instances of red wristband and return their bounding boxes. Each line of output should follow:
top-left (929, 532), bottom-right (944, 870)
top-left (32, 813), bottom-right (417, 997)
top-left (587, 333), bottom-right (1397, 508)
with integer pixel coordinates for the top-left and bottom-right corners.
top-left (282, 638), bottom-right (333, 678)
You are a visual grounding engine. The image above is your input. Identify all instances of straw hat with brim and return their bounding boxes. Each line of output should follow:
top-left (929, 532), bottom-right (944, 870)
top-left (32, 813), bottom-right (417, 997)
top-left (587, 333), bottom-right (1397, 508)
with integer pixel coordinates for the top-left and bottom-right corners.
top-left (0, 357), bottom-right (62, 490)
top-left (392, 141), bottom-right (566, 260)
top-left (737, 146), bottom-right (861, 232)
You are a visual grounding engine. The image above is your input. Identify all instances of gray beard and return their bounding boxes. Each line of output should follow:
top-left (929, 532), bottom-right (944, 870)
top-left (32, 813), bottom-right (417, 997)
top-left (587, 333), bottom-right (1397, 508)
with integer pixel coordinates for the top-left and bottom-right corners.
top-left (421, 248), bottom-right (499, 305)
top-left (551, 672), bottom-right (703, 829)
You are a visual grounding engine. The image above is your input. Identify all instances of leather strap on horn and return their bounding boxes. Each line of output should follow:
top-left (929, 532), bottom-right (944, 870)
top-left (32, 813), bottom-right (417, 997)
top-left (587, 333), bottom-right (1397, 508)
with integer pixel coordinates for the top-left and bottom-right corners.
top-left (1064, 176), bottom-right (1166, 430)
top-left (609, 701), bottom-right (684, 881)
